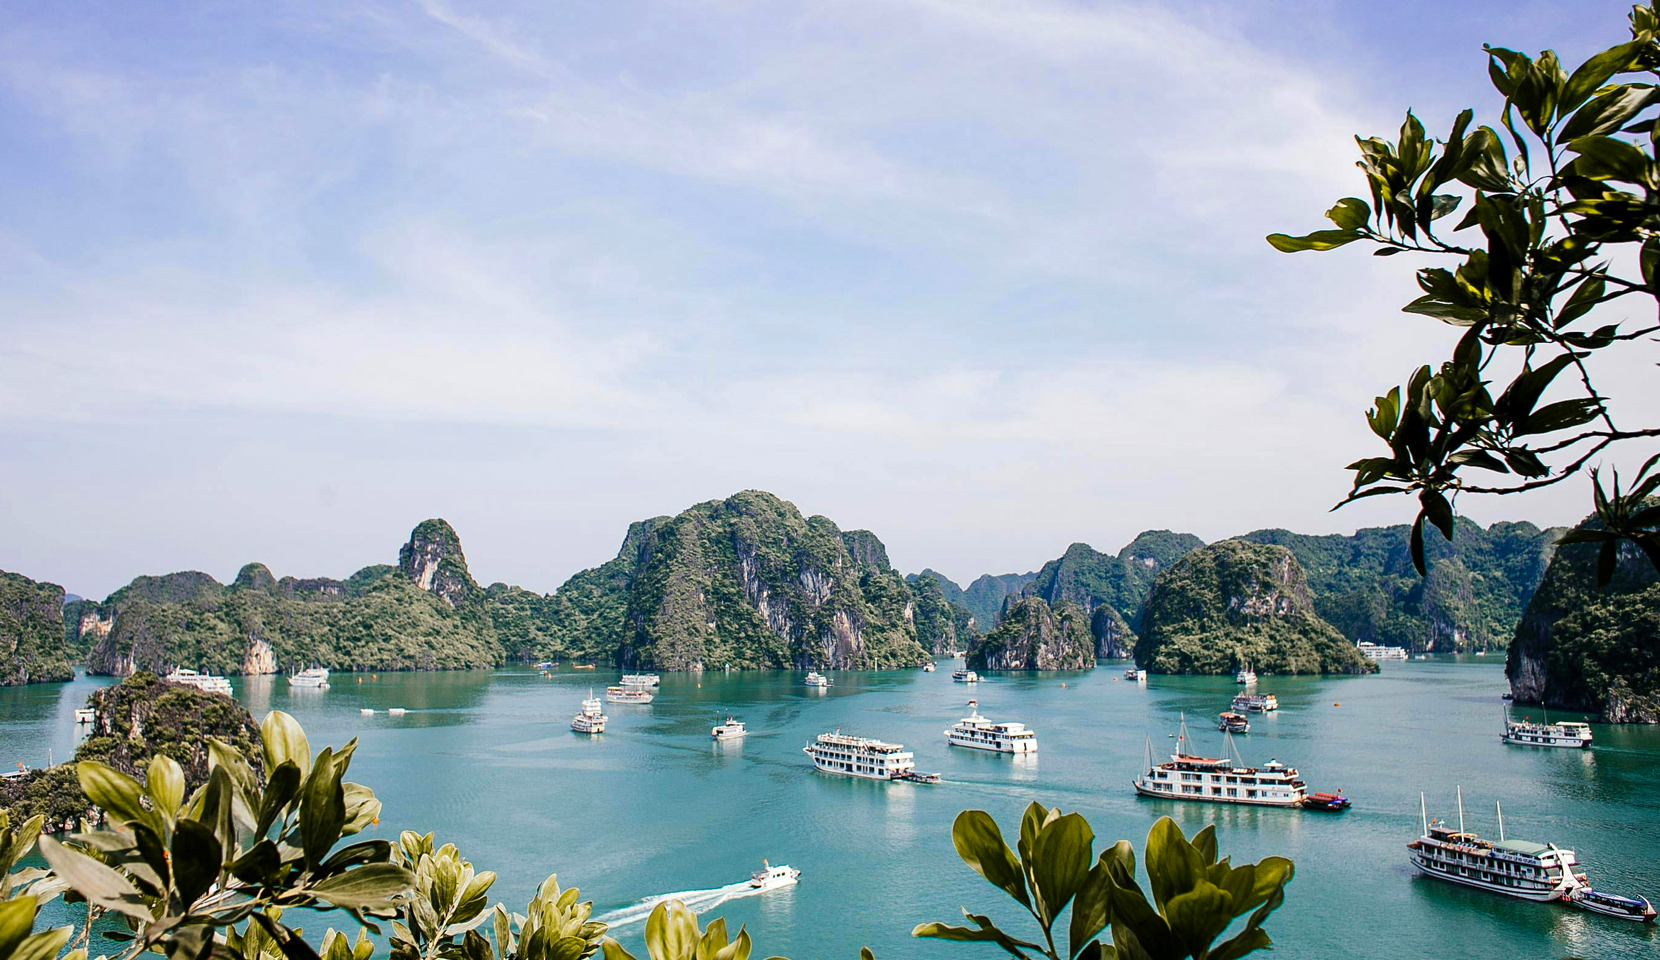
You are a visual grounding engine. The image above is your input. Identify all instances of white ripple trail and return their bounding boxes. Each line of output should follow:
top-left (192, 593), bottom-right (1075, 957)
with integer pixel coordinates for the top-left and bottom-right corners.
top-left (593, 881), bottom-right (760, 928)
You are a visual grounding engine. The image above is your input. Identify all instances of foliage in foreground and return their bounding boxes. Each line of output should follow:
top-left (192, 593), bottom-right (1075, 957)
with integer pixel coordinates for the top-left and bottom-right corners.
top-left (1270, 1), bottom-right (1660, 582)
top-left (917, 805), bottom-right (1291, 960)
top-left (0, 711), bottom-right (1292, 960)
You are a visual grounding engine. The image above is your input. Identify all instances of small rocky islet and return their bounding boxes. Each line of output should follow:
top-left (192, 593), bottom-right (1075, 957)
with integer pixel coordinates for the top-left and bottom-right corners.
top-left (3, 489), bottom-right (1652, 721)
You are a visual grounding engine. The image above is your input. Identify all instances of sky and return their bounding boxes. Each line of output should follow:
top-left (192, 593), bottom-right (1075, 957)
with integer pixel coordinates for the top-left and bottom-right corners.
top-left (2, 0), bottom-right (1653, 599)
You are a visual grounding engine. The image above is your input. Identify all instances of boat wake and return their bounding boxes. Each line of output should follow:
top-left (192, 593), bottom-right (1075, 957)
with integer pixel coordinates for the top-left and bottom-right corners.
top-left (593, 881), bottom-right (761, 928)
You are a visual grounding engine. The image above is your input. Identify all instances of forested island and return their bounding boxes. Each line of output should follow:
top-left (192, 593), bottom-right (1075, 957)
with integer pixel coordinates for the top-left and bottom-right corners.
top-left (0, 489), bottom-right (1632, 694)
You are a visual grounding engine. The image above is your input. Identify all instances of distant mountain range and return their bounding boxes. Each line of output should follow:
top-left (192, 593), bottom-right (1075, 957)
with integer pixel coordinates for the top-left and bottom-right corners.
top-left (0, 489), bottom-right (1583, 687)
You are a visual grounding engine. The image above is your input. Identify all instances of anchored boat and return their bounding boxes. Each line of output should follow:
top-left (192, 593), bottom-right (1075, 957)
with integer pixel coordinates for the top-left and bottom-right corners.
top-left (1301, 791), bottom-right (1351, 812)
top-left (1231, 693), bottom-right (1278, 713)
top-left (622, 673), bottom-right (660, 687)
top-left (803, 671), bottom-right (832, 688)
top-left (1409, 790), bottom-right (1582, 902)
top-left (1501, 708), bottom-right (1592, 748)
top-left (951, 669), bottom-right (980, 683)
top-left (605, 684), bottom-right (654, 704)
top-left (165, 667), bottom-right (233, 696)
top-left (287, 667), bottom-right (330, 688)
top-left (1216, 711), bottom-right (1250, 734)
top-left (1235, 663), bottom-right (1257, 685)
top-left (1568, 887), bottom-right (1657, 923)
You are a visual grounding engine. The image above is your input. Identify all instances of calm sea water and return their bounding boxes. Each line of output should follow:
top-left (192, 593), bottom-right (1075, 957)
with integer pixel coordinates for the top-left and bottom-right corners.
top-left (5, 660), bottom-right (1657, 960)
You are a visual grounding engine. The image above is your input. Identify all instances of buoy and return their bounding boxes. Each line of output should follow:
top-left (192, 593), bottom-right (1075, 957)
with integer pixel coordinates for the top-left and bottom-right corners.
top-left (356, 677), bottom-right (362, 684)
top-left (1061, 682), bottom-right (1067, 688)
top-left (1333, 702), bottom-right (1341, 707)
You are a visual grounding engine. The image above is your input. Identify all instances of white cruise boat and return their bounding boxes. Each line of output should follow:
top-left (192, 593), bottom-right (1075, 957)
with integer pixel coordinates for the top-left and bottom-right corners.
top-left (165, 668), bottom-right (233, 696)
top-left (605, 685), bottom-right (654, 704)
top-left (74, 708), bottom-right (96, 724)
top-left (803, 671), bottom-right (832, 688)
top-left (287, 667), bottom-right (330, 688)
top-left (571, 692), bottom-right (607, 734)
top-left (1357, 642), bottom-right (1409, 661)
top-left (1235, 663), bottom-right (1257, 685)
top-left (803, 731), bottom-right (936, 781)
top-left (622, 673), bottom-right (660, 687)
top-left (1133, 717), bottom-right (1306, 807)
top-left (1408, 791), bottom-right (1584, 902)
top-left (945, 701), bottom-right (1037, 754)
top-left (1231, 693), bottom-right (1278, 713)
top-left (951, 669), bottom-right (980, 683)
top-left (1502, 713), bottom-right (1592, 748)
top-left (711, 716), bottom-right (746, 740)
top-left (749, 860), bottom-right (801, 890)
top-left (922, 662), bottom-right (936, 672)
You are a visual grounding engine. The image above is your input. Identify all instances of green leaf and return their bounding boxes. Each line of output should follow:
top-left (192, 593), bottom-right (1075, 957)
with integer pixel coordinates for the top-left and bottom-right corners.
top-left (1522, 398), bottom-right (1603, 435)
top-left (913, 912), bottom-right (1045, 956)
top-left (949, 810), bottom-right (1029, 908)
top-left (262, 711), bottom-right (312, 779)
top-left (229, 839), bottom-right (282, 886)
top-left (7, 927), bottom-right (73, 960)
top-left (602, 940), bottom-right (640, 960)
top-left (1556, 274), bottom-right (1606, 328)
top-left (76, 761), bottom-right (151, 829)
top-left (1419, 489), bottom-right (1455, 542)
top-left (1410, 513), bottom-right (1427, 576)
top-left (36, 836), bottom-right (153, 922)
top-left (1164, 880), bottom-right (1234, 958)
top-left (170, 818), bottom-right (224, 906)
top-left (1568, 135), bottom-right (1649, 182)
top-left (0, 896), bottom-right (37, 958)
top-left (1265, 229), bottom-right (1363, 253)
top-left (1143, 818), bottom-right (1202, 915)
top-left (1560, 40), bottom-right (1644, 115)
top-left (1068, 864), bottom-right (1113, 959)
top-left (300, 748), bottom-right (346, 869)
top-left (1191, 825), bottom-right (1218, 866)
top-left (1210, 926), bottom-right (1272, 960)
top-left (145, 756), bottom-right (186, 818)
top-left (1562, 84), bottom-right (1660, 140)
top-left (257, 761), bottom-right (303, 837)
top-left (1030, 812), bottom-right (1094, 925)
top-left (644, 900), bottom-right (699, 960)
top-left (1324, 198), bottom-right (1370, 230)
top-left (307, 864), bottom-right (416, 910)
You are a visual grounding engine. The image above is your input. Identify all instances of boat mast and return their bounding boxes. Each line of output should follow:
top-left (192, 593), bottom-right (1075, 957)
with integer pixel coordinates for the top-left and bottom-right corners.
top-left (1496, 801), bottom-right (1505, 842)
top-left (1456, 785), bottom-right (1465, 834)
top-left (1419, 792), bottom-right (1428, 835)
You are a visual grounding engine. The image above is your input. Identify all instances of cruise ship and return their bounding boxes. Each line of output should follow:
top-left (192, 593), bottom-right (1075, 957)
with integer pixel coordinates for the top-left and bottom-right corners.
top-left (951, 669), bottom-right (980, 683)
top-left (622, 673), bottom-right (661, 687)
top-left (287, 667), bottom-right (330, 688)
top-left (571, 693), bottom-right (606, 734)
top-left (605, 684), bottom-right (654, 704)
top-left (1357, 642), bottom-right (1409, 660)
top-left (944, 701), bottom-right (1037, 753)
top-left (1235, 664), bottom-right (1257, 685)
top-left (1132, 720), bottom-right (1306, 807)
top-left (1231, 693), bottom-right (1278, 713)
top-left (1502, 714), bottom-right (1592, 748)
top-left (1408, 791), bottom-right (1583, 902)
top-left (803, 731), bottom-right (936, 781)
top-left (803, 671), bottom-right (832, 688)
top-left (165, 667), bottom-right (233, 696)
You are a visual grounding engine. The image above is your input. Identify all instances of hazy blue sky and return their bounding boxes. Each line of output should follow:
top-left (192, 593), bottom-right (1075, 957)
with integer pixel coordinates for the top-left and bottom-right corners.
top-left (2, 0), bottom-right (1651, 598)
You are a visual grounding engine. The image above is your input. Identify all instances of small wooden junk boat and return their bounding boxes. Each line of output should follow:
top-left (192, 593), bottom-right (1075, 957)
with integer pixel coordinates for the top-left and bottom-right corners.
top-left (1217, 711), bottom-right (1250, 734)
top-left (1300, 791), bottom-right (1351, 812)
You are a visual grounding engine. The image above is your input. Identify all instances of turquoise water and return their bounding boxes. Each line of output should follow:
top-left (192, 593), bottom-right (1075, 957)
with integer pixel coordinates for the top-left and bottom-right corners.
top-left (5, 661), bottom-right (1657, 960)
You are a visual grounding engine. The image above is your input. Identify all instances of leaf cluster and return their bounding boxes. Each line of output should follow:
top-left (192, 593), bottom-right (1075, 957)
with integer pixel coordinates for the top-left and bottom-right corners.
top-left (1269, 2), bottom-right (1660, 579)
top-left (916, 805), bottom-right (1291, 960)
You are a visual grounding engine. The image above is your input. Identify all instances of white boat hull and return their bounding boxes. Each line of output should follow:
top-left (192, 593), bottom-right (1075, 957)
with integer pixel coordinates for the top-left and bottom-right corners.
top-left (1410, 856), bottom-right (1572, 902)
top-left (806, 755), bottom-right (902, 780)
top-left (946, 735), bottom-right (1036, 754)
top-left (1502, 733), bottom-right (1590, 748)
top-left (1132, 780), bottom-right (1302, 808)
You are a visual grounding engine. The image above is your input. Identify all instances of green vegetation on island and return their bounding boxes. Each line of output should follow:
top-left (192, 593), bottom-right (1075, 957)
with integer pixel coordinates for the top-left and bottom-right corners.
top-left (1507, 511), bottom-right (1660, 722)
top-left (1133, 540), bottom-right (1377, 676)
top-left (0, 570), bottom-right (74, 685)
top-left (967, 597), bottom-right (1094, 670)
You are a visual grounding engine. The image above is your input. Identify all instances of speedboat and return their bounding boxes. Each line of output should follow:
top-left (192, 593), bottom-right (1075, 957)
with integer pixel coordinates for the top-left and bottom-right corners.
top-left (951, 669), bottom-right (980, 683)
top-left (287, 667), bottom-right (330, 688)
top-left (749, 860), bottom-right (801, 890)
top-left (712, 716), bottom-right (746, 740)
top-left (1568, 887), bottom-right (1657, 923)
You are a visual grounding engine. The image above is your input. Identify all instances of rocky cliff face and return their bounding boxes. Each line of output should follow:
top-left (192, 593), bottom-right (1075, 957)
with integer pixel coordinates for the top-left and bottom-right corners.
top-left (1019, 531), bottom-right (1205, 658)
top-left (904, 573), bottom-right (973, 654)
top-left (957, 572), bottom-right (1037, 629)
top-left (968, 597), bottom-right (1094, 670)
top-left (398, 519), bottom-right (478, 607)
top-left (1241, 519), bottom-right (1561, 651)
top-left (614, 492), bottom-right (929, 669)
top-left (0, 571), bottom-right (74, 685)
top-left (1506, 515), bottom-right (1660, 722)
top-left (1134, 540), bottom-right (1376, 675)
